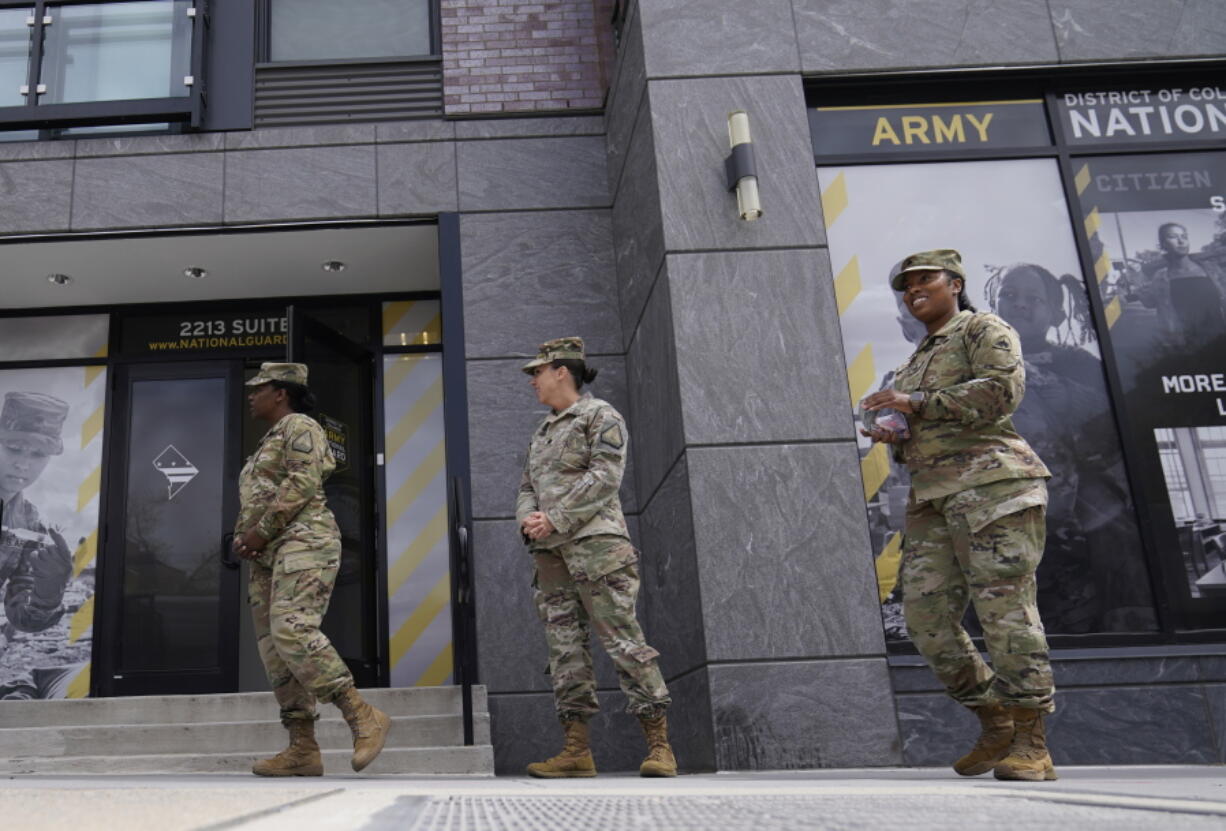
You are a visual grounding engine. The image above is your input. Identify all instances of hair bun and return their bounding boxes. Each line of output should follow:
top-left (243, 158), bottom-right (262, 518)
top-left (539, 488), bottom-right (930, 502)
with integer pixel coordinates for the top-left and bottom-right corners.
top-left (583, 367), bottom-right (598, 384)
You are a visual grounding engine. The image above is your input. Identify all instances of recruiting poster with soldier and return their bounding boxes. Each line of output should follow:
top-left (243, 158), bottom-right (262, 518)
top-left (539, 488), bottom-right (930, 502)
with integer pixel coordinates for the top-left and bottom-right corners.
top-left (1072, 150), bottom-right (1226, 617)
top-left (818, 157), bottom-right (1158, 639)
top-left (0, 366), bottom-right (106, 699)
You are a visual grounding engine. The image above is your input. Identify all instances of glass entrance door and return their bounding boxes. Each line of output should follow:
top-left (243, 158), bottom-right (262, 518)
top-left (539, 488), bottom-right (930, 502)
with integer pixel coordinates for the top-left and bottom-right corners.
top-left (287, 307), bottom-right (382, 687)
top-left (98, 361), bottom-right (243, 696)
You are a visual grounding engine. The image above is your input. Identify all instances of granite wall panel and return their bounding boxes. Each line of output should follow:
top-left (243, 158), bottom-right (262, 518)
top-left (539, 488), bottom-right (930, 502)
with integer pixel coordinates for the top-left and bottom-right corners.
top-left (710, 659), bottom-right (902, 769)
top-left (223, 146), bottom-right (377, 223)
top-left (668, 249), bottom-right (854, 445)
top-left (376, 141), bottom-right (458, 216)
top-left (459, 210), bottom-right (622, 359)
top-left (624, 265), bottom-right (684, 501)
top-left (604, 1), bottom-right (647, 197)
top-left (457, 136), bottom-right (610, 211)
top-left (638, 0), bottom-right (800, 77)
top-left (648, 75), bottom-right (824, 253)
top-left (793, 0), bottom-right (1058, 72)
top-left (489, 690), bottom-right (649, 775)
top-left (0, 160), bottom-right (73, 234)
top-left (223, 124), bottom-right (376, 150)
top-left (666, 666), bottom-right (717, 772)
top-left (455, 116), bottom-right (604, 140)
top-left (1052, 0), bottom-right (1226, 61)
top-left (71, 153), bottom-right (225, 230)
top-left (688, 444), bottom-right (885, 661)
top-left (75, 133), bottom-right (224, 157)
top-left (611, 94), bottom-right (665, 342)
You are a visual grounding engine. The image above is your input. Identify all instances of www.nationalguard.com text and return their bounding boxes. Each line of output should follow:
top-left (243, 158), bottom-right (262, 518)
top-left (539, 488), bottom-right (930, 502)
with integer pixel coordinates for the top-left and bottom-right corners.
top-left (148, 334), bottom-right (288, 350)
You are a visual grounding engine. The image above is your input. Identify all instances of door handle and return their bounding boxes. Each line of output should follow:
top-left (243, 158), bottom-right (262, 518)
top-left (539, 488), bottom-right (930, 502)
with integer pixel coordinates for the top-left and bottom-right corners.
top-left (220, 532), bottom-right (240, 570)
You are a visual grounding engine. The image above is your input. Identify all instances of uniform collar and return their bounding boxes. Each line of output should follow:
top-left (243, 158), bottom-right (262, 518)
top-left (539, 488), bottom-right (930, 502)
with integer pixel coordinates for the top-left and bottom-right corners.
top-left (919, 309), bottom-right (972, 347)
top-left (544, 392), bottom-right (592, 424)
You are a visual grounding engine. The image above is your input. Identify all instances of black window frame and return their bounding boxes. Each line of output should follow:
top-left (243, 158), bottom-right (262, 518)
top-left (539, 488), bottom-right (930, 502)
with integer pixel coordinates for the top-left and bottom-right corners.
top-left (0, 0), bottom-right (206, 132)
top-left (806, 58), bottom-right (1226, 651)
top-left (254, 0), bottom-right (441, 66)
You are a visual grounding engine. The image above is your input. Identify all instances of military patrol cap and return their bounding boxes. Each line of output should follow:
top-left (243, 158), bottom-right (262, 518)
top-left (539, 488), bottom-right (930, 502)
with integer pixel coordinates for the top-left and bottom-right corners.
top-left (0, 391), bottom-right (68, 455)
top-left (246, 362), bottom-right (309, 387)
top-left (891, 248), bottom-right (966, 291)
top-left (521, 337), bottom-right (586, 374)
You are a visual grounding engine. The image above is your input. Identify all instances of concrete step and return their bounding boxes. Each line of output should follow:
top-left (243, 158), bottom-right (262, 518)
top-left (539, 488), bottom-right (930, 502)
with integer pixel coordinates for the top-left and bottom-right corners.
top-left (0, 686), bottom-right (486, 728)
top-left (0, 712), bottom-right (491, 759)
top-left (0, 744), bottom-right (496, 775)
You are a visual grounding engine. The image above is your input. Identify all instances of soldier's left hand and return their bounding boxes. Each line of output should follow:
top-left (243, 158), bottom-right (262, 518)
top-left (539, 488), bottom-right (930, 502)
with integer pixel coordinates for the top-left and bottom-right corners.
top-left (523, 511), bottom-right (555, 541)
top-left (859, 426), bottom-right (900, 444)
top-left (861, 389), bottom-right (914, 414)
top-left (234, 529), bottom-right (269, 559)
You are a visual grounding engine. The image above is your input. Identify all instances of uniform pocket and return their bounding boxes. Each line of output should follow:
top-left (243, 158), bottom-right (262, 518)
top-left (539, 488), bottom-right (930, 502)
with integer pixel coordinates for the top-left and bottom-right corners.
top-left (962, 481), bottom-right (1047, 535)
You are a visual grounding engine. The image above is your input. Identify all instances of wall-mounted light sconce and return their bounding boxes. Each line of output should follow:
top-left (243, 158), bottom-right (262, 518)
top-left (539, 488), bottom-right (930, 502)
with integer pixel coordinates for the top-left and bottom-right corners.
top-left (725, 110), bottom-right (761, 221)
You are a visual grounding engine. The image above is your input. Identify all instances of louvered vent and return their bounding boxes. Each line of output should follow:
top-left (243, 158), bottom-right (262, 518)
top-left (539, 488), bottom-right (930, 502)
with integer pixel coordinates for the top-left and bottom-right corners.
top-left (253, 60), bottom-right (444, 127)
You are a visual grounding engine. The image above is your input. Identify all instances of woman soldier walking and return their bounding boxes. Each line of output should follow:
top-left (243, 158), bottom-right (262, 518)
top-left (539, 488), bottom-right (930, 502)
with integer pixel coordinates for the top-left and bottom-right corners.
top-left (516, 337), bottom-right (676, 778)
top-left (861, 251), bottom-right (1058, 782)
top-left (235, 362), bottom-right (390, 776)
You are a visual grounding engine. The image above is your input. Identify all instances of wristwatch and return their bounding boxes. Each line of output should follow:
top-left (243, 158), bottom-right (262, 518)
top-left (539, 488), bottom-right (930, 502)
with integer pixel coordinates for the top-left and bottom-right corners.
top-left (909, 391), bottom-right (926, 414)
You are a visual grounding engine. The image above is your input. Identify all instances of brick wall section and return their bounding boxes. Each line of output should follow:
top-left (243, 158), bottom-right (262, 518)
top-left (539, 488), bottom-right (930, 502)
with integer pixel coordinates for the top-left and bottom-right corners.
top-left (442, 1), bottom-right (614, 114)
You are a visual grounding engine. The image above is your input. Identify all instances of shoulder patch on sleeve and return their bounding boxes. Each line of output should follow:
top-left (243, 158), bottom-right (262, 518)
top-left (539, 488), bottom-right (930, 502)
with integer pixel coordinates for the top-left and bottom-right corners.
top-left (291, 431), bottom-right (315, 453)
top-left (599, 423), bottom-right (624, 450)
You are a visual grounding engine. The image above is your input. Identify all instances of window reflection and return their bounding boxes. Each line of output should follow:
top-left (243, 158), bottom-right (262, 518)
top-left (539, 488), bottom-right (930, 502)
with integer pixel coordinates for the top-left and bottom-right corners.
top-left (270, 0), bottom-right (431, 61)
top-left (0, 8), bottom-right (32, 108)
top-left (40, 0), bottom-right (193, 105)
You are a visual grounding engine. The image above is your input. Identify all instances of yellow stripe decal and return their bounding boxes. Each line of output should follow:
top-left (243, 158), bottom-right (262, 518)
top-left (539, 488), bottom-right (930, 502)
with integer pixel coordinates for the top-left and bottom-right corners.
top-left (1094, 251), bottom-right (1112, 283)
top-left (834, 256), bottom-right (862, 317)
top-left (390, 573), bottom-right (450, 667)
top-left (818, 99), bottom-right (1042, 112)
top-left (875, 532), bottom-right (903, 603)
top-left (1084, 208), bottom-right (1101, 237)
top-left (77, 467), bottom-right (100, 512)
top-left (384, 353), bottom-right (425, 399)
top-left (387, 440), bottom-right (446, 525)
top-left (67, 664), bottom-right (90, 699)
top-left (69, 595), bottom-right (94, 644)
top-left (415, 644), bottom-right (454, 687)
top-left (846, 343), bottom-right (875, 406)
top-left (1105, 296), bottom-right (1122, 329)
top-left (1074, 164), bottom-right (1091, 195)
top-left (821, 171), bottom-right (848, 228)
top-left (85, 365), bottom-right (106, 387)
top-left (422, 312), bottom-right (443, 345)
top-left (383, 301), bottom-right (414, 337)
top-left (388, 504), bottom-right (448, 597)
top-left (73, 530), bottom-right (97, 578)
top-left (861, 442), bottom-right (891, 502)
top-left (386, 376), bottom-right (444, 460)
top-left (82, 404), bottom-right (104, 450)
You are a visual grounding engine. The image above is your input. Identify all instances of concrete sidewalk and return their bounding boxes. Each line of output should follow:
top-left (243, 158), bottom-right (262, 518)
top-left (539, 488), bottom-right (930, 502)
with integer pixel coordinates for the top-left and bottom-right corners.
top-left (2, 766), bottom-right (1223, 830)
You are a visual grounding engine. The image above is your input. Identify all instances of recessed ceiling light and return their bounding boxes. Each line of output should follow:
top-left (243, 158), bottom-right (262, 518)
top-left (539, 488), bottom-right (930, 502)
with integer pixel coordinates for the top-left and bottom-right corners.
top-left (321, 260), bottom-right (346, 273)
top-left (47, 273), bottom-right (72, 286)
top-left (184, 266), bottom-right (208, 279)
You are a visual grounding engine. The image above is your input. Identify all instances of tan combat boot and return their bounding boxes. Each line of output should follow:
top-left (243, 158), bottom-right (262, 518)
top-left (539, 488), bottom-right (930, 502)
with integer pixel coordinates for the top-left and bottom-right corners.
top-left (953, 703), bottom-right (1014, 776)
top-left (334, 687), bottom-right (392, 772)
top-left (252, 719), bottom-right (323, 777)
top-left (994, 708), bottom-right (1058, 781)
top-left (526, 719), bottom-right (597, 778)
top-left (638, 714), bottom-right (678, 777)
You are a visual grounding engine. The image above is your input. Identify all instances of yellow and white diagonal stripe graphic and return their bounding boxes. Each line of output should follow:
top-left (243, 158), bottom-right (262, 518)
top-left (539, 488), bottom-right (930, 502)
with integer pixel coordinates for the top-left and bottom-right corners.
top-left (67, 367), bottom-right (106, 697)
top-left (383, 300), bottom-right (442, 348)
top-left (821, 171), bottom-right (848, 228)
top-left (383, 354), bottom-right (452, 687)
top-left (875, 532), bottom-right (903, 603)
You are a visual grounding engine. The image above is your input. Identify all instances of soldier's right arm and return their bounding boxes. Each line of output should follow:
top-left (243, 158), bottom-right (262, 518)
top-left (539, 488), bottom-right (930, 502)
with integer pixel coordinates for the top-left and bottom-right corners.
top-left (515, 452), bottom-right (538, 526)
top-left (921, 316), bottom-right (1025, 425)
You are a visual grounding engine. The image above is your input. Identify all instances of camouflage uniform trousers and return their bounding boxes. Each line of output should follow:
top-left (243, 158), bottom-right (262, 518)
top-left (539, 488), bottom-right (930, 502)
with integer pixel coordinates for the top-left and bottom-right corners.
top-left (533, 539), bottom-right (670, 723)
top-left (900, 477), bottom-right (1055, 713)
top-left (249, 542), bottom-right (354, 724)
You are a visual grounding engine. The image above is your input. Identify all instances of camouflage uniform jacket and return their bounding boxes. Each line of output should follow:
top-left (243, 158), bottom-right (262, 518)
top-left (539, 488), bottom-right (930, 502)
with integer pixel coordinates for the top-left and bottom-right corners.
top-left (516, 394), bottom-right (630, 550)
top-left (892, 310), bottom-right (1050, 502)
top-left (0, 493), bottom-right (68, 632)
top-left (237, 412), bottom-right (340, 567)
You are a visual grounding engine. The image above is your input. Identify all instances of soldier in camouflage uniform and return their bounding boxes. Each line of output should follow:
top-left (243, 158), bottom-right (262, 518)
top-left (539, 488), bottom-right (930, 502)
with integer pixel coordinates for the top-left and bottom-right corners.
top-left (862, 250), bottom-right (1057, 782)
top-left (0, 393), bottom-right (74, 700)
top-left (516, 337), bottom-right (676, 778)
top-left (236, 363), bottom-right (390, 776)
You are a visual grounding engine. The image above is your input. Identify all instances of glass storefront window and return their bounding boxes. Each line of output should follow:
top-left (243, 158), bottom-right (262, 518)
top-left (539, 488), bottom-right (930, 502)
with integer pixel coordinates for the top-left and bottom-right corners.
top-left (269, 0), bottom-right (431, 62)
top-left (40, 0), bottom-right (193, 105)
top-left (0, 8), bottom-right (32, 108)
top-left (382, 299), bottom-right (440, 347)
top-left (818, 158), bottom-right (1158, 637)
top-left (0, 313), bottom-right (109, 361)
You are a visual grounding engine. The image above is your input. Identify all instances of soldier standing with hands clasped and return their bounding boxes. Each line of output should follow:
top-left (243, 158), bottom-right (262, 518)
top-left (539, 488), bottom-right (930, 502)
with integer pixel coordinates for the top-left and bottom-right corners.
top-left (861, 250), bottom-right (1058, 782)
top-left (236, 363), bottom-right (390, 776)
top-left (517, 337), bottom-right (677, 778)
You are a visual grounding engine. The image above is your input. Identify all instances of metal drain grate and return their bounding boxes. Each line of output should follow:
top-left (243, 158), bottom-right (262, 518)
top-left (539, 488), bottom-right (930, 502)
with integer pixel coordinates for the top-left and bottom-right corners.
top-left (393, 794), bottom-right (1223, 831)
